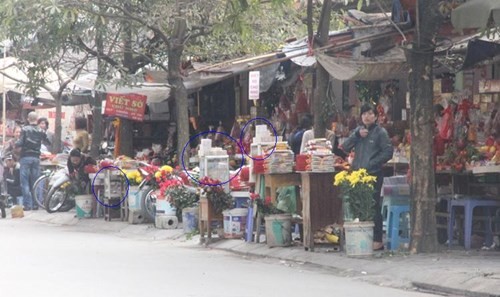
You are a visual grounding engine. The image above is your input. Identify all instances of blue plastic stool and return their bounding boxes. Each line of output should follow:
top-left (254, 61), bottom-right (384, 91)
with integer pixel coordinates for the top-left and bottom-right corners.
top-left (382, 195), bottom-right (410, 232)
top-left (386, 205), bottom-right (411, 250)
top-left (447, 198), bottom-right (500, 249)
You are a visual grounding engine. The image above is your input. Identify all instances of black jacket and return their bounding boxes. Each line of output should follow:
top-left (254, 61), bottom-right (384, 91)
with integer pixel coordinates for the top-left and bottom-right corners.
top-left (4, 165), bottom-right (22, 197)
top-left (67, 155), bottom-right (96, 183)
top-left (341, 124), bottom-right (393, 175)
top-left (15, 124), bottom-right (50, 158)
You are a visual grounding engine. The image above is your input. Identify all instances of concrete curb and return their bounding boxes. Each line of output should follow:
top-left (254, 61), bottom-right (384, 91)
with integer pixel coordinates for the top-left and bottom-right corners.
top-left (207, 240), bottom-right (500, 297)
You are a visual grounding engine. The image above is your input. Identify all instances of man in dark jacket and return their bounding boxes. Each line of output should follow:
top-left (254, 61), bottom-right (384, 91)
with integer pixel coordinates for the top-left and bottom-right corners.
top-left (3, 154), bottom-right (22, 205)
top-left (15, 112), bottom-right (50, 210)
top-left (341, 103), bottom-right (394, 251)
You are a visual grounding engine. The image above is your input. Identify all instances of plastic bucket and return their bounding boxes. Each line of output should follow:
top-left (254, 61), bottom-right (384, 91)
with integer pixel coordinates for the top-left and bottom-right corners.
top-left (182, 207), bottom-right (199, 234)
top-left (127, 186), bottom-right (141, 210)
top-left (223, 208), bottom-right (248, 239)
top-left (344, 221), bottom-right (374, 256)
top-left (75, 195), bottom-right (94, 218)
top-left (155, 198), bottom-right (176, 216)
top-left (264, 214), bottom-right (292, 247)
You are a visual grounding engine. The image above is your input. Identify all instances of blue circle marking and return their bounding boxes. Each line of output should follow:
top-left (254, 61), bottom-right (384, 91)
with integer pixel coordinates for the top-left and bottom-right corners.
top-left (239, 117), bottom-right (278, 161)
top-left (181, 131), bottom-right (244, 186)
top-left (91, 165), bottom-right (130, 208)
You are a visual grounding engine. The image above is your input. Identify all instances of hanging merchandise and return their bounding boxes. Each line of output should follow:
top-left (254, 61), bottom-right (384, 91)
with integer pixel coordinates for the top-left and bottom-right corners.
top-left (295, 90), bottom-right (309, 114)
top-left (295, 77), bottom-right (309, 114)
top-left (279, 94), bottom-right (291, 111)
top-left (438, 104), bottom-right (454, 141)
top-left (230, 120), bottom-right (241, 140)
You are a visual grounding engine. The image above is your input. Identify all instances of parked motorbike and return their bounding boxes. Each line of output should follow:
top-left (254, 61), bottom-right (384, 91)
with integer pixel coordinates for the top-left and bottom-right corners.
top-left (44, 168), bottom-right (85, 213)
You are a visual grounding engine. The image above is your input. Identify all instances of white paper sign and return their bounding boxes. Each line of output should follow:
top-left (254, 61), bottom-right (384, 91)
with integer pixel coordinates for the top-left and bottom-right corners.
top-left (248, 71), bottom-right (260, 100)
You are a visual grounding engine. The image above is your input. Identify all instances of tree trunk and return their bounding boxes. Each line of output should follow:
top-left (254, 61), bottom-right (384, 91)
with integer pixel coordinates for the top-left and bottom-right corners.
top-left (53, 96), bottom-right (62, 154)
top-left (90, 27), bottom-right (105, 159)
top-left (312, 0), bottom-right (332, 138)
top-left (407, 0), bottom-right (442, 254)
top-left (118, 10), bottom-right (136, 158)
top-left (90, 92), bottom-right (104, 159)
top-left (168, 18), bottom-right (189, 166)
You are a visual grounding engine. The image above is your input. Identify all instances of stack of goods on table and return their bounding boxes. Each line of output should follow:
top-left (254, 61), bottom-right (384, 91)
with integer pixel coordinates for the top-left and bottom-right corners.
top-left (252, 142), bottom-right (293, 174)
top-left (265, 151), bottom-right (294, 174)
top-left (296, 138), bottom-right (337, 172)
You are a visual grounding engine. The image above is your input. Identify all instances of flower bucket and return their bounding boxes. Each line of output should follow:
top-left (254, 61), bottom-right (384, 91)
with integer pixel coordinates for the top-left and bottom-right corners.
top-left (264, 214), bottom-right (292, 247)
top-left (127, 186), bottom-right (141, 210)
top-left (223, 208), bottom-right (248, 239)
top-left (75, 195), bottom-right (94, 218)
top-left (182, 207), bottom-right (199, 234)
top-left (344, 221), bottom-right (374, 257)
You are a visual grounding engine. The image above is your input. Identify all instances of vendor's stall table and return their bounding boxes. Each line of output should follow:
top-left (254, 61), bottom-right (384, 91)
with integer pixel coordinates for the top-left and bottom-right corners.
top-left (299, 171), bottom-right (342, 251)
top-left (252, 173), bottom-right (302, 243)
top-left (262, 173), bottom-right (301, 204)
top-left (199, 197), bottom-right (223, 246)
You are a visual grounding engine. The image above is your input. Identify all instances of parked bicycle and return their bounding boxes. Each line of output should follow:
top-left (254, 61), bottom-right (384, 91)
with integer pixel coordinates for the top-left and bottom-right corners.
top-left (32, 154), bottom-right (69, 210)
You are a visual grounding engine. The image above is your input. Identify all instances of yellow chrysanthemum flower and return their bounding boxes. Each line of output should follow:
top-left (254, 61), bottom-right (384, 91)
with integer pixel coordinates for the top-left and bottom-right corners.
top-left (135, 176), bottom-right (143, 184)
top-left (161, 165), bottom-right (173, 173)
top-left (334, 171), bottom-right (348, 186)
top-left (154, 171), bottom-right (162, 179)
top-left (362, 175), bottom-right (377, 184)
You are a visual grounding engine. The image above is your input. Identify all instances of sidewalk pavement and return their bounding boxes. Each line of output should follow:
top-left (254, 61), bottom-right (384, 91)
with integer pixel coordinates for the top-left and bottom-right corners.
top-left (15, 210), bottom-right (500, 297)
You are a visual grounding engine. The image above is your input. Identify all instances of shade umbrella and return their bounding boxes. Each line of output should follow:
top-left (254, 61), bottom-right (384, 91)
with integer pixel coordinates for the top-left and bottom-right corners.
top-left (451, 0), bottom-right (500, 30)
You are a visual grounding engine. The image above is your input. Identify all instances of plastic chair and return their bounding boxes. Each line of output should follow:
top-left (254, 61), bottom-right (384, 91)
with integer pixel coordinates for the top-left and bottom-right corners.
top-left (386, 204), bottom-right (411, 250)
top-left (447, 199), bottom-right (500, 249)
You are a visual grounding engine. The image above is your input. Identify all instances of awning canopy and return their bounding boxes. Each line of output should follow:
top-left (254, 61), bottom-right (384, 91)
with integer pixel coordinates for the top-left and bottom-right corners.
top-left (451, 0), bottom-right (500, 30)
top-left (71, 74), bottom-right (171, 104)
top-left (462, 35), bottom-right (500, 69)
top-left (316, 47), bottom-right (407, 81)
top-left (0, 57), bottom-right (68, 106)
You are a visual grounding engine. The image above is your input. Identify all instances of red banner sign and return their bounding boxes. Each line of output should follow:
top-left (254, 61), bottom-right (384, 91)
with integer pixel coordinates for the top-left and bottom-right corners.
top-left (104, 93), bottom-right (147, 122)
top-left (49, 111), bottom-right (65, 119)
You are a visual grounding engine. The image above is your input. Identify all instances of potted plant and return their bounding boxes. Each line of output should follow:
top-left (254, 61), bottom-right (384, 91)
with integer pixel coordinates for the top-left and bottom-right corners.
top-left (199, 177), bottom-right (233, 215)
top-left (333, 168), bottom-right (377, 256)
top-left (251, 194), bottom-right (292, 247)
top-left (163, 179), bottom-right (199, 222)
top-left (125, 169), bottom-right (144, 210)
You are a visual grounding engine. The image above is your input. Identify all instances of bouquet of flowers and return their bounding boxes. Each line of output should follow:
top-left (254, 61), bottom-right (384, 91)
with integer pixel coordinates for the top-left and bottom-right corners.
top-left (163, 178), bottom-right (198, 220)
top-left (125, 170), bottom-right (143, 186)
top-left (199, 177), bottom-right (233, 214)
top-left (333, 169), bottom-right (377, 222)
top-left (250, 193), bottom-right (284, 216)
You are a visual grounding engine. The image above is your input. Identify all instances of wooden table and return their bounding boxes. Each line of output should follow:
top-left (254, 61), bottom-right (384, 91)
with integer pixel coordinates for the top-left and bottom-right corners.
top-left (262, 173), bottom-right (302, 204)
top-left (300, 171), bottom-right (343, 251)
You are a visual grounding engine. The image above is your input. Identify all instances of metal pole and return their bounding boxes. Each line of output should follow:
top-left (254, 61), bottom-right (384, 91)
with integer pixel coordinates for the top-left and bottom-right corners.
top-left (2, 45), bottom-right (6, 147)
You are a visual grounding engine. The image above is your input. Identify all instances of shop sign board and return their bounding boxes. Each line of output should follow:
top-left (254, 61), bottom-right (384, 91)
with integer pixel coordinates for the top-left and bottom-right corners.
top-left (104, 93), bottom-right (147, 121)
top-left (248, 71), bottom-right (260, 100)
top-left (479, 79), bottom-right (500, 93)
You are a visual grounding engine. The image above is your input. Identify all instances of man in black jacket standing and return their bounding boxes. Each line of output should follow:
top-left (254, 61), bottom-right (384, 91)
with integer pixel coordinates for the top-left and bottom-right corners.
top-left (15, 112), bottom-right (50, 210)
top-left (341, 103), bottom-right (394, 251)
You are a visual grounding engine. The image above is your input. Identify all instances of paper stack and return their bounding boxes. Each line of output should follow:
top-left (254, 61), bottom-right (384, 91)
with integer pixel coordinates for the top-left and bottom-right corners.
top-left (296, 138), bottom-right (336, 172)
top-left (264, 150), bottom-right (295, 173)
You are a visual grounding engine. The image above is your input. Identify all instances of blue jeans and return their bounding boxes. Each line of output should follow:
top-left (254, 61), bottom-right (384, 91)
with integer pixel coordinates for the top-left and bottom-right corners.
top-left (20, 157), bottom-right (40, 209)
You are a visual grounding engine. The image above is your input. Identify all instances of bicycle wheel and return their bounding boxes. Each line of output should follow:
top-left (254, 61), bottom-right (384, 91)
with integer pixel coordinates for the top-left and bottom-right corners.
top-left (45, 184), bottom-right (69, 213)
top-left (32, 175), bottom-right (50, 210)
